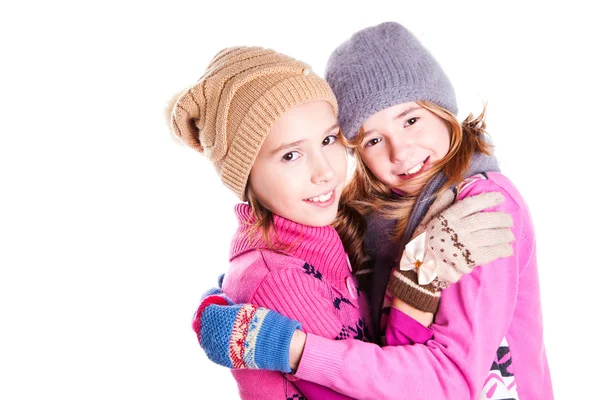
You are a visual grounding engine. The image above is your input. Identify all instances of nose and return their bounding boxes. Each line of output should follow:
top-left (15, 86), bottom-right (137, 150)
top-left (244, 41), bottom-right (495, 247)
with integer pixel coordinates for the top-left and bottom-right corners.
top-left (389, 134), bottom-right (414, 164)
top-left (311, 152), bottom-right (335, 185)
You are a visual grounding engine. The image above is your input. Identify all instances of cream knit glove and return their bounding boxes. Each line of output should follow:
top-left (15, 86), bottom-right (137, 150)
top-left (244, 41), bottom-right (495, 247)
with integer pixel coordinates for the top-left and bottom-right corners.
top-left (387, 189), bottom-right (515, 313)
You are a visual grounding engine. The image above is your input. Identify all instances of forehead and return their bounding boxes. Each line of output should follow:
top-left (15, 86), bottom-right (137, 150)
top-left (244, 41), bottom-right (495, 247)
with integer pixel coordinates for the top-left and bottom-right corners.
top-left (265, 101), bottom-right (338, 145)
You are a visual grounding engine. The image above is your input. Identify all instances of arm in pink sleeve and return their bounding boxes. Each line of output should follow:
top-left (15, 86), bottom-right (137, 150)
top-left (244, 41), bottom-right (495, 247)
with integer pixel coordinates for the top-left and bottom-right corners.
top-left (294, 181), bottom-right (526, 399)
top-left (246, 264), bottom-right (357, 400)
top-left (251, 267), bottom-right (345, 336)
top-left (292, 309), bottom-right (433, 399)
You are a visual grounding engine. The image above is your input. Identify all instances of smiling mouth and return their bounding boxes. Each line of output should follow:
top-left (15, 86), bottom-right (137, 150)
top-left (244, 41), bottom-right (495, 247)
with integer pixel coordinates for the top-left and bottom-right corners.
top-left (304, 189), bottom-right (334, 203)
top-left (399, 156), bottom-right (430, 178)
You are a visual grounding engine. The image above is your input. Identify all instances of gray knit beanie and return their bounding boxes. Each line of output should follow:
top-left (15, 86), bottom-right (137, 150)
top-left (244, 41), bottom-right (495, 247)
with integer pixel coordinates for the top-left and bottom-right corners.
top-left (325, 21), bottom-right (457, 140)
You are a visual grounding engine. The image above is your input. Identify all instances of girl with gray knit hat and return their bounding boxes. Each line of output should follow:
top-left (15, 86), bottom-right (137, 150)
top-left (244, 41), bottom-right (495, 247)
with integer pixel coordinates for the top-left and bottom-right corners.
top-left (304, 21), bottom-right (553, 399)
top-left (190, 23), bottom-right (552, 399)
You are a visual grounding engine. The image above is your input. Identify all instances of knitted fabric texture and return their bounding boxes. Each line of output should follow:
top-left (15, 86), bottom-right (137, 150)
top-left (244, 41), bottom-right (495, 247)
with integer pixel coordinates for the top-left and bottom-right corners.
top-left (386, 188), bottom-right (514, 313)
top-left (325, 21), bottom-right (457, 140)
top-left (387, 269), bottom-right (442, 313)
top-left (229, 203), bottom-right (356, 293)
top-left (222, 203), bottom-right (369, 397)
top-left (170, 47), bottom-right (338, 200)
top-left (192, 287), bottom-right (301, 372)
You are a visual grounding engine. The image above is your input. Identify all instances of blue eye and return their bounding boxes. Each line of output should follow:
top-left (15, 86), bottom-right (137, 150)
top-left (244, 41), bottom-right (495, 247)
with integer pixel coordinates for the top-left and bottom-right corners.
top-left (365, 137), bottom-right (382, 148)
top-left (282, 151), bottom-right (300, 162)
top-left (322, 134), bottom-right (338, 146)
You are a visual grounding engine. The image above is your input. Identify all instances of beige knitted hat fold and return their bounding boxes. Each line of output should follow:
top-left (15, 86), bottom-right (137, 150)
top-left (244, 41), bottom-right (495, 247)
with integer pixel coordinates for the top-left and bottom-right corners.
top-left (170, 46), bottom-right (338, 200)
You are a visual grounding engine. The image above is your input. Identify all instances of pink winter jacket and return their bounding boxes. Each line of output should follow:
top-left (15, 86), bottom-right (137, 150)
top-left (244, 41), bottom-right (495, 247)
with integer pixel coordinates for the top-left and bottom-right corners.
top-left (221, 204), bottom-right (369, 399)
top-left (294, 172), bottom-right (553, 399)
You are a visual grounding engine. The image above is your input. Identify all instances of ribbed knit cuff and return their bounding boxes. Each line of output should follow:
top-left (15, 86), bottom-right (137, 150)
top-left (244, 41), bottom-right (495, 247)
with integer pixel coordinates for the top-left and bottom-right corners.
top-left (387, 269), bottom-right (440, 313)
top-left (254, 311), bottom-right (302, 373)
top-left (294, 333), bottom-right (344, 387)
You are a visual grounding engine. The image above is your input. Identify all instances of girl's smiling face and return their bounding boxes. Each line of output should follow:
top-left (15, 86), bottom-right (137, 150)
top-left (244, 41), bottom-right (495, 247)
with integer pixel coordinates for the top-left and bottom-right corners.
top-left (358, 102), bottom-right (451, 195)
top-left (249, 101), bottom-right (347, 227)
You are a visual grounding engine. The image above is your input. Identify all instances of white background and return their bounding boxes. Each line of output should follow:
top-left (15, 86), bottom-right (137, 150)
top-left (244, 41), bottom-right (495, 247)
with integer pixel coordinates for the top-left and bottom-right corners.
top-left (1, 1), bottom-right (598, 399)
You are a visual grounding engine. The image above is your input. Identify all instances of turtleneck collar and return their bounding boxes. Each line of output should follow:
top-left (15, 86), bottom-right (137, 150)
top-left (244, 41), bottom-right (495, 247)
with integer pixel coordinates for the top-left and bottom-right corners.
top-left (229, 203), bottom-right (350, 286)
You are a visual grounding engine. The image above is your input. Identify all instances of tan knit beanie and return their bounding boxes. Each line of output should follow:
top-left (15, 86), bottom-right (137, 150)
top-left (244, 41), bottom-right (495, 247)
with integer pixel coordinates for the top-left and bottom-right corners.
top-left (169, 46), bottom-right (339, 200)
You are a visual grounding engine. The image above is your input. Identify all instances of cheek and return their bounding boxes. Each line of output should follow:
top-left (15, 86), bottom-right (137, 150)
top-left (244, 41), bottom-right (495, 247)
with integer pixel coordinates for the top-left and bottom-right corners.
top-left (360, 150), bottom-right (385, 175)
top-left (434, 122), bottom-right (451, 154)
top-left (438, 131), bottom-right (451, 156)
top-left (265, 168), bottom-right (303, 206)
top-left (421, 125), bottom-right (450, 156)
top-left (332, 147), bottom-right (348, 178)
top-left (249, 164), bottom-right (280, 206)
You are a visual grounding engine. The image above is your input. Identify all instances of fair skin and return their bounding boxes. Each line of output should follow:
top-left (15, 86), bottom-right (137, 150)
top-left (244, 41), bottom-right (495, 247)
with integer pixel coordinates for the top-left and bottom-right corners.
top-left (360, 101), bottom-right (450, 196)
top-left (248, 100), bottom-right (347, 370)
top-left (288, 102), bottom-right (453, 368)
top-left (360, 101), bottom-right (451, 326)
top-left (249, 101), bottom-right (347, 228)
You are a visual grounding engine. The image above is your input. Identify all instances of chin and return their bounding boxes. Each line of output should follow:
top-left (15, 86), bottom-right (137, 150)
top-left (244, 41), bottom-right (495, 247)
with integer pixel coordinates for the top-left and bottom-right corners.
top-left (309, 213), bottom-right (337, 227)
top-left (309, 217), bottom-right (335, 227)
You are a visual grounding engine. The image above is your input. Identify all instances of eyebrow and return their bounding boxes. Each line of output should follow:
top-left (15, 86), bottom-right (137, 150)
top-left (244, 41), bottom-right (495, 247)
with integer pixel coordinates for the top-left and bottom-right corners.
top-left (270, 123), bottom-right (340, 155)
top-left (270, 139), bottom-right (306, 155)
top-left (362, 107), bottom-right (421, 138)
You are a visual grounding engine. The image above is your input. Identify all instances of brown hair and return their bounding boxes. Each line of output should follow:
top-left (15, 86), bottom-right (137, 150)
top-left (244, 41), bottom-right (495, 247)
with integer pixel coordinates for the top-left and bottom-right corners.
top-left (244, 181), bottom-right (310, 254)
top-left (243, 184), bottom-right (296, 252)
top-left (333, 101), bottom-right (492, 273)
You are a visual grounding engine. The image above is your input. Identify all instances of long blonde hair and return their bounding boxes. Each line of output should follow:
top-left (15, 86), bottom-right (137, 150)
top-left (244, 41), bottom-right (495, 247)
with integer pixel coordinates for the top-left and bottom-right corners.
top-left (333, 101), bottom-right (492, 275)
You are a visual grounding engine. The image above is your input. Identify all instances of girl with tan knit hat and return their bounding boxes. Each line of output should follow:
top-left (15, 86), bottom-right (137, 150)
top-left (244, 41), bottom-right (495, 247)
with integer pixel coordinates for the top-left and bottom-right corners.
top-left (170, 46), bottom-right (368, 399)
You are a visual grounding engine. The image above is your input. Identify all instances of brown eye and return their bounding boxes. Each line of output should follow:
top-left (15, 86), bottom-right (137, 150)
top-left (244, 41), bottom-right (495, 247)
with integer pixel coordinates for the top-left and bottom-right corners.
top-left (282, 151), bottom-right (300, 162)
top-left (365, 137), bottom-right (382, 148)
top-left (322, 135), bottom-right (338, 146)
top-left (405, 117), bottom-right (418, 127)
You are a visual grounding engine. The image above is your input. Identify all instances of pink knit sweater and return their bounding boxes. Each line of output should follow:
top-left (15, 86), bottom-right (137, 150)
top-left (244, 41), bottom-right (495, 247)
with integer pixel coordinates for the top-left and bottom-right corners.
top-left (221, 204), bottom-right (370, 399)
top-left (294, 173), bottom-right (553, 399)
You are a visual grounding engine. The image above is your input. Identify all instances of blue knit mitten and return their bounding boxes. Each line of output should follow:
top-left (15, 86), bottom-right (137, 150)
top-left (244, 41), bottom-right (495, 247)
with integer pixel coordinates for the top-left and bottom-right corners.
top-left (192, 276), bottom-right (302, 373)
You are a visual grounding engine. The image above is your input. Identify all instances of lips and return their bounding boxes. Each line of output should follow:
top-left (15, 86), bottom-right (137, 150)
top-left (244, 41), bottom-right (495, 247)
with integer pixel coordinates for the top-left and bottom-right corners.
top-left (397, 156), bottom-right (430, 180)
top-left (303, 188), bottom-right (336, 208)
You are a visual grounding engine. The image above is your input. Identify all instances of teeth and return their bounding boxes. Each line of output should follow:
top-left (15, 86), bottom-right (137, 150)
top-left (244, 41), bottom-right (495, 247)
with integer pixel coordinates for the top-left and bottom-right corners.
top-left (307, 190), bottom-right (333, 203)
top-left (404, 162), bottom-right (424, 175)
